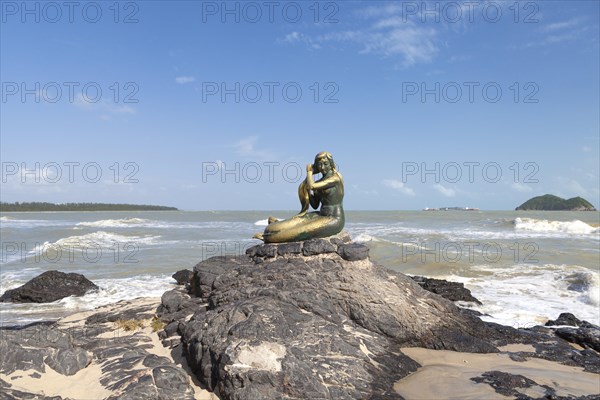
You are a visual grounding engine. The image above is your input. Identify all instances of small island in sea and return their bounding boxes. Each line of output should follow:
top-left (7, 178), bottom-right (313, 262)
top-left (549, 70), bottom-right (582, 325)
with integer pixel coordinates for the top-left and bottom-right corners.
top-left (0, 202), bottom-right (179, 212)
top-left (516, 194), bottom-right (596, 211)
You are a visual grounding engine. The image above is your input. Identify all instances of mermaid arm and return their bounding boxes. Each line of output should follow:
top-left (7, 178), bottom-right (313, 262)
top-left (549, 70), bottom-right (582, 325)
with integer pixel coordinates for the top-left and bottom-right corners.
top-left (307, 175), bottom-right (339, 190)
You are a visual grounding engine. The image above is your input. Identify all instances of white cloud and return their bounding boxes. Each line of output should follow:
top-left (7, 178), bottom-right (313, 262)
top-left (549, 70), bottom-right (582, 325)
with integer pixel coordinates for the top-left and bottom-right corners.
top-left (383, 179), bottom-right (415, 196)
top-left (284, 32), bottom-right (302, 42)
top-left (541, 18), bottom-right (583, 33)
top-left (234, 136), bottom-right (271, 160)
top-left (74, 94), bottom-right (135, 116)
top-left (511, 182), bottom-right (533, 193)
top-left (280, 31), bottom-right (321, 49)
top-left (175, 76), bottom-right (196, 84)
top-left (281, 4), bottom-right (442, 67)
top-left (525, 17), bottom-right (592, 47)
top-left (556, 177), bottom-right (591, 197)
top-left (433, 184), bottom-right (456, 197)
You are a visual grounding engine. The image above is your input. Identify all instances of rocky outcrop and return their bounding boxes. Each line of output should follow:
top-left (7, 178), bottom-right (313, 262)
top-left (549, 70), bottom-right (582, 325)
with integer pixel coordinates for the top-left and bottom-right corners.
top-left (152, 238), bottom-right (600, 399)
top-left (0, 271), bottom-right (99, 303)
top-left (174, 240), bottom-right (506, 399)
top-left (546, 313), bottom-right (600, 352)
top-left (411, 276), bottom-right (482, 304)
top-left (471, 370), bottom-right (600, 400)
top-left (172, 269), bottom-right (194, 285)
top-left (0, 299), bottom-right (199, 399)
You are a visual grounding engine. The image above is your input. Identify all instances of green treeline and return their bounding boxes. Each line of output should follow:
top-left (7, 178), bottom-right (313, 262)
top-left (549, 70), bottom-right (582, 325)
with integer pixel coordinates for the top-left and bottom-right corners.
top-left (516, 195), bottom-right (596, 211)
top-left (0, 202), bottom-right (178, 212)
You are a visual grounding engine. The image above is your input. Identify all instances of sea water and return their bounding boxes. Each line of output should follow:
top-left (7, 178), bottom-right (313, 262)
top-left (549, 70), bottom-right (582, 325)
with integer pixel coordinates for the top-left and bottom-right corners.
top-left (1, 210), bottom-right (598, 328)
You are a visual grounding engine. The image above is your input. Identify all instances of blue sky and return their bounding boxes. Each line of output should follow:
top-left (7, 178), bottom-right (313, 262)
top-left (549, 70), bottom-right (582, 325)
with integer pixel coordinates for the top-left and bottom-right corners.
top-left (1, 0), bottom-right (599, 210)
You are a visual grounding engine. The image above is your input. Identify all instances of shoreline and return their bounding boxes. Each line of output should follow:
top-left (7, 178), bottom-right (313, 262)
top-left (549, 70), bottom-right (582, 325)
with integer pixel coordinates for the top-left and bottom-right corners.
top-left (2, 279), bottom-right (599, 399)
top-left (1, 233), bottom-right (599, 399)
top-left (394, 347), bottom-right (600, 400)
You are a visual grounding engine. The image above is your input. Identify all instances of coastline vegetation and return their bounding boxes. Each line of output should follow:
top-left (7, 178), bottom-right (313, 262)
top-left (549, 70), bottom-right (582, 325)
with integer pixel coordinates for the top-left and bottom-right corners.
top-left (516, 195), bottom-right (596, 211)
top-left (115, 319), bottom-right (145, 332)
top-left (0, 202), bottom-right (178, 212)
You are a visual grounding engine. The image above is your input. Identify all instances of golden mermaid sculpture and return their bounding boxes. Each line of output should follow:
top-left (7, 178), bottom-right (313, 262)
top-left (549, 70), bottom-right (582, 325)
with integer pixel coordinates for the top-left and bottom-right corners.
top-left (254, 151), bottom-right (345, 243)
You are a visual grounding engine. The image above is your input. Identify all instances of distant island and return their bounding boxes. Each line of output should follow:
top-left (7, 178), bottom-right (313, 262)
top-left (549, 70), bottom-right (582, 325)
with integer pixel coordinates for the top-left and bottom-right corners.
top-left (423, 207), bottom-right (480, 211)
top-left (0, 202), bottom-right (179, 212)
top-left (516, 195), bottom-right (596, 211)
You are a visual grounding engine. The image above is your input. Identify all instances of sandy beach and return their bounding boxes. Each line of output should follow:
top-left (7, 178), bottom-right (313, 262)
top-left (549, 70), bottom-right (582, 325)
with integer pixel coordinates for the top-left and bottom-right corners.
top-left (395, 347), bottom-right (600, 399)
top-left (1, 297), bottom-right (216, 400)
top-left (4, 297), bottom-right (599, 399)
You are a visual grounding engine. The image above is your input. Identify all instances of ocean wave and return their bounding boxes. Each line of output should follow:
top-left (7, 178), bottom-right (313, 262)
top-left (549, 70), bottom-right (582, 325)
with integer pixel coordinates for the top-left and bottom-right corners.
top-left (74, 218), bottom-right (254, 230)
top-left (60, 275), bottom-right (174, 309)
top-left (0, 274), bottom-right (175, 326)
top-left (75, 218), bottom-right (150, 228)
top-left (353, 233), bottom-right (379, 243)
top-left (25, 232), bottom-right (163, 261)
top-left (447, 263), bottom-right (600, 327)
top-left (514, 218), bottom-right (599, 235)
top-left (0, 218), bottom-right (73, 229)
top-left (52, 231), bottom-right (160, 248)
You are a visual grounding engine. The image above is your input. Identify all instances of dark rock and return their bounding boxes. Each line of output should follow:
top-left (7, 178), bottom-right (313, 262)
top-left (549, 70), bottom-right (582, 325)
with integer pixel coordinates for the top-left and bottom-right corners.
top-left (571, 349), bottom-right (600, 374)
top-left (546, 312), bottom-right (595, 328)
top-left (0, 297), bottom-right (199, 398)
top-left (302, 238), bottom-right (336, 256)
top-left (0, 271), bottom-right (99, 303)
top-left (276, 242), bottom-right (303, 256)
top-left (471, 371), bottom-right (552, 398)
top-left (0, 384), bottom-right (64, 400)
top-left (411, 276), bottom-right (482, 304)
top-left (159, 290), bottom-right (189, 315)
top-left (183, 252), bottom-right (499, 399)
top-left (256, 244), bottom-right (278, 258)
top-left (44, 347), bottom-right (91, 376)
top-left (245, 245), bottom-right (259, 257)
top-left (328, 230), bottom-right (352, 245)
top-left (172, 269), bottom-right (193, 285)
top-left (190, 255), bottom-right (250, 301)
top-left (156, 287), bottom-right (207, 325)
top-left (546, 313), bottom-right (600, 352)
top-left (164, 321), bottom-right (180, 337)
top-left (555, 327), bottom-right (600, 352)
top-left (336, 243), bottom-right (369, 261)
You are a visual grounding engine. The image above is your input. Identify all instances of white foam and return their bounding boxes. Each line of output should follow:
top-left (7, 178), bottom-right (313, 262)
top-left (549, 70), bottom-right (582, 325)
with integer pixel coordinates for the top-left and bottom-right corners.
top-left (51, 231), bottom-right (160, 248)
top-left (443, 263), bottom-right (600, 327)
top-left (0, 218), bottom-right (73, 229)
top-left (22, 231), bottom-right (163, 262)
top-left (75, 218), bottom-right (150, 228)
top-left (514, 218), bottom-right (599, 235)
top-left (254, 219), bottom-right (269, 226)
top-left (59, 275), bottom-right (173, 310)
top-left (0, 274), bottom-right (174, 325)
top-left (353, 234), bottom-right (377, 243)
top-left (0, 268), bottom-right (46, 293)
